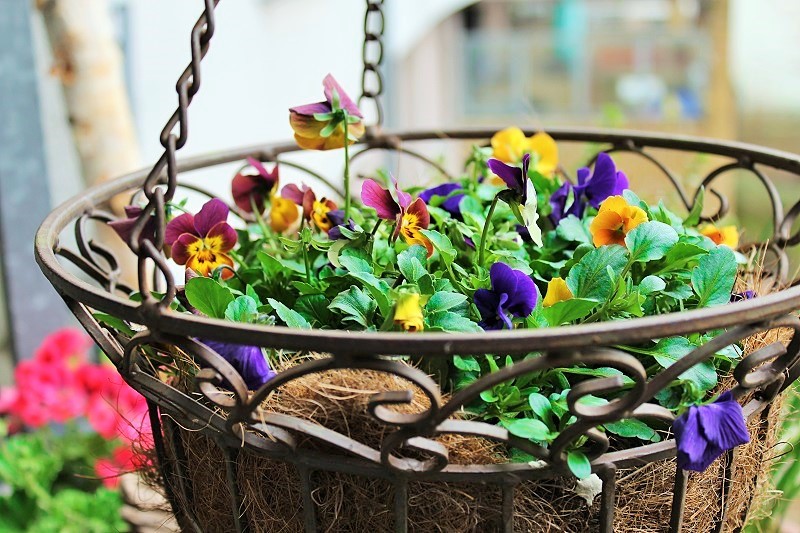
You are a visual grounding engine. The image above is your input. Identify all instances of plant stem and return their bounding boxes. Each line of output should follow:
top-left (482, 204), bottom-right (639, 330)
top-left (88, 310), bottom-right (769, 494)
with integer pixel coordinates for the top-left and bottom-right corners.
top-left (478, 195), bottom-right (501, 266)
top-left (342, 110), bottom-right (351, 221)
top-left (250, 195), bottom-right (271, 238)
top-left (302, 244), bottom-right (312, 284)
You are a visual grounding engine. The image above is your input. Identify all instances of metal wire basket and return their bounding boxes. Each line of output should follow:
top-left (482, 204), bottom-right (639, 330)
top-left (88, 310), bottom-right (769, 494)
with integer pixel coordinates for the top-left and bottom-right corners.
top-left (34, 1), bottom-right (800, 532)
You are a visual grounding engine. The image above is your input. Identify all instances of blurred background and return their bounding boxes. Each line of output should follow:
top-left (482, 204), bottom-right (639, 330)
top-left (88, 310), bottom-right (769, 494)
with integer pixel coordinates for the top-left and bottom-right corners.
top-left (1, 0), bottom-right (799, 529)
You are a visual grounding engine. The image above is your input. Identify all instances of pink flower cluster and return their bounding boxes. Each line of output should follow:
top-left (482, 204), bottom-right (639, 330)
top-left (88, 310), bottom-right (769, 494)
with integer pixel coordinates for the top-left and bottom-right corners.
top-left (0, 329), bottom-right (151, 488)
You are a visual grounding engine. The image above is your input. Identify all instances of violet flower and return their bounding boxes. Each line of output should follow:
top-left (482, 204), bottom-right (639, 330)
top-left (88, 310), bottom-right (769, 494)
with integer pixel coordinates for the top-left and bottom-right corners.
top-left (487, 154), bottom-right (543, 246)
top-left (326, 209), bottom-right (357, 240)
top-left (231, 157), bottom-right (279, 214)
top-left (165, 199), bottom-right (238, 279)
top-left (108, 206), bottom-right (157, 248)
top-left (201, 339), bottom-right (276, 390)
top-left (361, 177), bottom-right (433, 256)
top-left (550, 152), bottom-right (628, 224)
top-left (673, 391), bottom-right (750, 472)
top-left (419, 183), bottom-right (465, 219)
top-left (731, 290), bottom-right (757, 303)
top-left (474, 262), bottom-right (537, 330)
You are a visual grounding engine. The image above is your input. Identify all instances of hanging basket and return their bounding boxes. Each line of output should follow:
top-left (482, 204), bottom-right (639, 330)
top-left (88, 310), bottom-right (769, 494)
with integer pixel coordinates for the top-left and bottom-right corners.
top-left (34, 2), bottom-right (800, 532)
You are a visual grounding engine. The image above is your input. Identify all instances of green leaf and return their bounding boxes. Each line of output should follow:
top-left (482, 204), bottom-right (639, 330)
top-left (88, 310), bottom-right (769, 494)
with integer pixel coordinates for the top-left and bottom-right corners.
top-left (604, 419), bottom-right (661, 442)
top-left (556, 215), bottom-right (591, 244)
top-left (225, 295), bottom-right (258, 323)
top-left (541, 298), bottom-right (598, 326)
top-left (639, 275), bottom-right (666, 295)
top-left (528, 392), bottom-right (552, 419)
top-left (648, 337), bottom-right (718, 392)
top-left (329, 286), bottom-right (376, 328)
top-left (684, 187), bottom-right (704, 226)
top-left (346, 271), bottom-right (392, 317)
top-left (339, 254), bottom-right (373, 274)
top-left (453, 355), bottom-right (481, 372)
top-left (425, 292), bottom-right (468, 314)
top-left (692, 246), bottom-right (737, 307)
top-left (418, 229), bottom-right (456, 264)
top-left (93, 313), bottom-right (135, 336)
top-left (185, 277), bottom-right (235, 319)
top-left (505, 418), bottom-right (553, 442)
top-left (566, 245), bottom-right (627, 301)
top-left (625, 221), bottom-right (679, 263)
top-left (567, 450), bottom-right (592, 479)
top-left (295, 294), bottom-right (334, 326)
top-left (267, 298), bottom-right (312, 329)
top-left (397, 245), bottom-right (429, 282)
top-left (426, 311), bottom-right (482, 332)
top-left (663, 241), bottom-right (709, 265)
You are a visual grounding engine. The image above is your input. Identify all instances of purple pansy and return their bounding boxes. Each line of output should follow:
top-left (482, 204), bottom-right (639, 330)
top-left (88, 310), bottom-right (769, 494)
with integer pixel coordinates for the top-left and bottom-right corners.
top-left (326, 209), bottom-right (357, 240)
top-left (474, 262), bottom-right (537, 330)
top-left (731, 290), bottom-right (757, 303)
top-left (108, 206), bottom-right (157, 248)
top-left (419, 183), bottom-right (465, 219)
top-left (231, 157), bottom-right (279, 214)
top-left (673, 391), bottom-right (750, 472)
top-left (201, 339), bottom-right (276, 390)
top-left (488, 153), bottom-right (532, 204)
top-left (549, 152), bottom-right (628, 224)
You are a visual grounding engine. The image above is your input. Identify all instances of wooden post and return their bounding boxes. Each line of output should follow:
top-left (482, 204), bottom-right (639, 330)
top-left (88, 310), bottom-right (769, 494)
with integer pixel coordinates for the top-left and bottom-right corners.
top-left (38, 0), bottom-right (142, 193)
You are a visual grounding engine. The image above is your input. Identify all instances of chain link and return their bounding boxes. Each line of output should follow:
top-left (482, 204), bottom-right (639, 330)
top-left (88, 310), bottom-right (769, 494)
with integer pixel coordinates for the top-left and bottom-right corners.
top-left (129, 0), bottom-right (220, 314)
top-left (359, 0), bottom-right (385, 131)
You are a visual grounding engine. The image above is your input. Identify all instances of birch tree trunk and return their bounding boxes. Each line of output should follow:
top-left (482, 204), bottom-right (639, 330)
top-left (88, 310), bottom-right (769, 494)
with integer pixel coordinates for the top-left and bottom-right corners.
top-left (39, 0), bottom-right (141, 285)
top-left (38, 0), bottom-right (141, 196)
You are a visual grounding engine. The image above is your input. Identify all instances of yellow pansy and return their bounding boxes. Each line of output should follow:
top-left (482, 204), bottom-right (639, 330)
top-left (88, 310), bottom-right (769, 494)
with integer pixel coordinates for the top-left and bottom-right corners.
top-left (700, 224), bottom-right (739, 249)
top-left (589, 196), bottom-right (648, 247)
top-left (490, 127), bottom-right (558, 176)
top-left (269, 196), bottom-right (300, 233)
top-left (394, 293), bottom-right (424, 332)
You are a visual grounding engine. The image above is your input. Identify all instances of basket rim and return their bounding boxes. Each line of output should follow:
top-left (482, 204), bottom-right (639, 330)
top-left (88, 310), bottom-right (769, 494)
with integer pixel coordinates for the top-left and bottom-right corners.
top-left (35, 127), bottom-right (800, 356)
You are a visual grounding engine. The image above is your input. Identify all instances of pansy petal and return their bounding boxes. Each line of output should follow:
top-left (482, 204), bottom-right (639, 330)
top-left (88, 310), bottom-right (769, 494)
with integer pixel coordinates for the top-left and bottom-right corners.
top-left (322, 74), bottom-right (363, 117)
top-left (506, 269), bottom-right (537, 317)
top-left (405, 198), bottom-right (431, 229)
top-left (419, 183), bottom-right (463, 204)
top-left (488, 262), bottom-right (519, 297)
top-left (391, 176), bottom-right (413, 210)
top-left (195, 199), bottom-right (230, 237)
top-left (613, 171), bottom-right (629, 195)
top-left (206, 221), bottom-right (238, 252)
top-left (491, 127), bottom-right (527, 163)
top-left (246, 157), bottom-right (278, 183)
top-left (473, 288), bottom-right (500, 319)
top-left (170, 233), bottom-right (201, 266)
top-left (301, 189), bottom-right (316, 220)
top-left (487, 158), bottom-right (523, 194)
top-left (361, 179), bottom-right (400, 220)
top-left (231, 173), bottom-right (266, 213)
top-left (527, 132), bottom-right (558, 175)
top-left (123, 206), bottom-right (143, 218)
top-left (698, 396), bottom-right (750, 449)
top-left (281, 183), bottom-right (307, 205)
top-left (165, 213), bottom-right (196, 245)
top-left (202, 340), bottom-right (275, 390)
top-left (441, 194), bottom-right (464, 218)
top-left (108, 218), bottom-right (137, 243)
top-left (495, 293), bottom-right (513, 330)
top-left (674, 408), bottom-right (706, 463)
top-left (585, 153), bottom-right (618, 208)
top-left (289, 101), bottom-right (332, 116)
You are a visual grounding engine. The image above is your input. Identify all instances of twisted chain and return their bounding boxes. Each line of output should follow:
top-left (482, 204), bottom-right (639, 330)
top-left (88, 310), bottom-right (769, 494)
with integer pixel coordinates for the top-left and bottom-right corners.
top-left (359, 0), bottom-right (385, 130)
top-left (129, 0), bottom-right (220, 313)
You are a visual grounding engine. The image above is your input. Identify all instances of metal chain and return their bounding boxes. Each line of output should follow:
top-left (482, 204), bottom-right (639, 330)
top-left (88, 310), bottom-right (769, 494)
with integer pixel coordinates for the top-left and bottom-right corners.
top-left (359, 0), bottom-right (385, 130)
top-left (129, 0), bottom-right (220, 314)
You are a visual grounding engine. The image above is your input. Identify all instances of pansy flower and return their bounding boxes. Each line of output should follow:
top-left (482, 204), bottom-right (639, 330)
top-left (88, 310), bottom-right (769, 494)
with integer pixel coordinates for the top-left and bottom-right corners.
top-left (289, 74), bottom-right (365, 151)
top-left (730, 290), bottom-right (756, 303)
top-left (491, 127), bottom-right (559, 176)
top-left (474, 262), bottom-right (537, 330)
top-left (231, 157), bottom-right (279, 214)
top-left (282, 183), bottom-right (337, 232)
top-left (419, 183), bottom-right (465, 220)
top-left (543, 277), bottom-right (573, 307)
top-left (108, 206), bottom-right (157, 249)
top-left (588, 195), bottom-right (648, 247)
top-left (200, 340), bottom-right (276, 390)
top-left (487, 153), bottom-right (543, 246)
top-left (326, 209), bottom-right (357, 240)
top-left (361, 177), bottom-right (434, 256)
top-left (673, 391), bottom-right (750, 472)
top-left (165, 199), bottom-right (237, 279)
top-left (269, 196), bottom-right (300, 233)
top-left (394, 293), bottom-right (424, 332)
top-left (550, 152), bottom-right (629, 224)
top-left (700, 224), bottom-right (739, 249)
